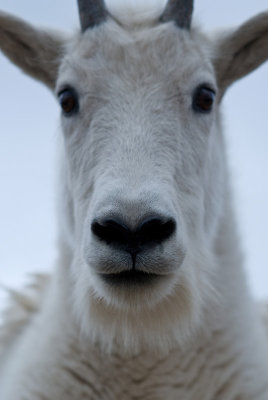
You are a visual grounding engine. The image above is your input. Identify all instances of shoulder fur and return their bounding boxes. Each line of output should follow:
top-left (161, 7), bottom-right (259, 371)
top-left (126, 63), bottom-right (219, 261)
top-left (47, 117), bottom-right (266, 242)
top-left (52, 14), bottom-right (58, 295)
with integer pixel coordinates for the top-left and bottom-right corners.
top-left (0, 274), bottom-right (50, 360)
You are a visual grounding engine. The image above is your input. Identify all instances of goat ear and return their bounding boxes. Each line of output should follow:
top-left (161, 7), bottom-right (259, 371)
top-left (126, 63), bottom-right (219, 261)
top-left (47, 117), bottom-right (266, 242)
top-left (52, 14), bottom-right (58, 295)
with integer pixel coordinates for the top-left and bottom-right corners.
top-left (0, 11), bottom-right (64, 90)
top-left (213, 12), bottom-right (268, 96)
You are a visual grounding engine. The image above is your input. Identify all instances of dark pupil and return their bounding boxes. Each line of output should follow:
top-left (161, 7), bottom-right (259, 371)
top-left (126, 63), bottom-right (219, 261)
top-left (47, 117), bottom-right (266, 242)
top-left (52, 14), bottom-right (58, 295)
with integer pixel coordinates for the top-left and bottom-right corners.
top-left (60, 91), bottom-right (76, 114)
top-left (195, 88), bottom-right (215, 112)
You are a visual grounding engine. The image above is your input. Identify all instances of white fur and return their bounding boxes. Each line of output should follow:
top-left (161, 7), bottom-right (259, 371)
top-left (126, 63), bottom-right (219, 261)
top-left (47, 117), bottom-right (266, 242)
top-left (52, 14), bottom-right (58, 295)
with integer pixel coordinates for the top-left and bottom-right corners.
top-left (0, 2), bottom-right (268, 399)
top-left (108, 0), bottom-right (167, 26)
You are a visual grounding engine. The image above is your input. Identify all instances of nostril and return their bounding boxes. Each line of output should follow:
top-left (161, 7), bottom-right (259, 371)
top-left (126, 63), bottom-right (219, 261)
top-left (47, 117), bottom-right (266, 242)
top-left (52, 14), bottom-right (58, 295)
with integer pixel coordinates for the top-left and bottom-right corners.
top-left (138, 217), bottom-right (176, 245)
top-left (91, 218), bottom-right (130, 246)
top-left (92, 215), bottom-right (176, 252)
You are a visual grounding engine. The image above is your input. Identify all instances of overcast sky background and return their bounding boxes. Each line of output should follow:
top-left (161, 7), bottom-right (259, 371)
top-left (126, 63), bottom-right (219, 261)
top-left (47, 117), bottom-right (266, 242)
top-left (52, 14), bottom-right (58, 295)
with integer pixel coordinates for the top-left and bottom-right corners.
top-left (0, 0), bottom-right (267, 314)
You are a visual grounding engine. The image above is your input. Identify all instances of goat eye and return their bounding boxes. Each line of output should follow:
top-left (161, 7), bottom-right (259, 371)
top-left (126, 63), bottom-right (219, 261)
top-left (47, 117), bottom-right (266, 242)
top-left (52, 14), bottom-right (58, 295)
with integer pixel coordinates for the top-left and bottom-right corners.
top-left (58, 88), bottom-right (79, 116)
top-left (192, 86), bottom-right (216, 113)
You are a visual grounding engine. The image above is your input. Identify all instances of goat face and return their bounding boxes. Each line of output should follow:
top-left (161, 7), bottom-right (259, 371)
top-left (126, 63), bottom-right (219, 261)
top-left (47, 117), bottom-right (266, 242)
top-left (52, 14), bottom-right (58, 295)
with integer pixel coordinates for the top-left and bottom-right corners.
top-left (57, 22), bottom-right (224, 349)
top-left (1, 0), bottom-right (267, 352)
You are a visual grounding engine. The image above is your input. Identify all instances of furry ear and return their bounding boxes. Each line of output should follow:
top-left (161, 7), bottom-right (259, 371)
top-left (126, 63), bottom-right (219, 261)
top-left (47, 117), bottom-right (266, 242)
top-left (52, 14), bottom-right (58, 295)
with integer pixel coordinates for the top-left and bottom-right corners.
top-left (213, 12), bottom-right (268, 96)
top-left (0, 11), bottom-right (65, 89)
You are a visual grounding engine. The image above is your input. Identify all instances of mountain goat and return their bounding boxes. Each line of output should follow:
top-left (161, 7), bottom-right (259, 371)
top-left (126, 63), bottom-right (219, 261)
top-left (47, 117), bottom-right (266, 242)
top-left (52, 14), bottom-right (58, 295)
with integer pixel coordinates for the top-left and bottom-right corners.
top-left (0, 0), bottom-right (268, 399)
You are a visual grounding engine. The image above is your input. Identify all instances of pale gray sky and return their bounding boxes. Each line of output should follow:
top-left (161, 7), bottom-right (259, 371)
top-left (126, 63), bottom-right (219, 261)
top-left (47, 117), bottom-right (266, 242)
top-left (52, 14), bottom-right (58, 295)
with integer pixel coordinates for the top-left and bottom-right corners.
top-left (0, 0), bottom-right (267, 311)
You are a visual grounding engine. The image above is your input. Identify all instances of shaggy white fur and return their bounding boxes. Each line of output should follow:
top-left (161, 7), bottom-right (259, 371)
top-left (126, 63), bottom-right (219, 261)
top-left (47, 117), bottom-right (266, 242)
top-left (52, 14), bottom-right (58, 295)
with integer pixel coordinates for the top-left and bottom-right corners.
top-left (0, 1), bottom-right (268, 399)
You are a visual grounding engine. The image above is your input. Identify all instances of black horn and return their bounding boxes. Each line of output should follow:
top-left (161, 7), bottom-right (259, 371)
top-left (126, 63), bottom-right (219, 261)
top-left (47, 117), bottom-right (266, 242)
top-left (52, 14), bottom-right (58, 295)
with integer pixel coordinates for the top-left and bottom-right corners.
top-left (160, 0), bottom-right (194, 29)
top-left (77, 0), bottom-right (107, 32)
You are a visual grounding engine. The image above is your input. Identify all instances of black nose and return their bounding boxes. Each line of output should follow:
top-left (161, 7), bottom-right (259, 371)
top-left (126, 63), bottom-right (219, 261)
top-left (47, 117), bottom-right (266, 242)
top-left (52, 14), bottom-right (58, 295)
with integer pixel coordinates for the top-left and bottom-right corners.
top-left (91, 216), bottom-right (176, 256)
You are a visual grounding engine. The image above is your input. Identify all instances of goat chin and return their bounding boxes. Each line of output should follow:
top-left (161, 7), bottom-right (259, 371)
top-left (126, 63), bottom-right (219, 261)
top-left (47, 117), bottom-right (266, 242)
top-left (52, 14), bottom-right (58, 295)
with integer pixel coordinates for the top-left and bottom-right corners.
top-left (68, 246), bottom-right (216, 353)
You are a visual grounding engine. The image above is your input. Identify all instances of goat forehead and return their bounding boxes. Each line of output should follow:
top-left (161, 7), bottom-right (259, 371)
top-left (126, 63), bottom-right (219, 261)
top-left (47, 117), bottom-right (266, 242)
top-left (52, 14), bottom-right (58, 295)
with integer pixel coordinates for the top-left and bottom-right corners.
top-left (58, 23), bottom-right (214, 89)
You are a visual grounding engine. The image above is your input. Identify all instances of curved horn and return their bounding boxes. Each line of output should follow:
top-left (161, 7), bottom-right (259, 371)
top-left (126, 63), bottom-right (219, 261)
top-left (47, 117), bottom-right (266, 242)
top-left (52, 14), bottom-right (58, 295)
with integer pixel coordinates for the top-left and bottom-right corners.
top-left (160, 0), bottom-right (194, 29)
top-left (77, 0), bottom-right (107, 32)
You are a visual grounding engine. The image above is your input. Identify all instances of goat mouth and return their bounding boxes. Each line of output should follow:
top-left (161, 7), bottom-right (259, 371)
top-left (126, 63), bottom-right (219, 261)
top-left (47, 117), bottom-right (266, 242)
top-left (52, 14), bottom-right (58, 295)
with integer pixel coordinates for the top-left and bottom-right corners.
top-left (100, 269), bottom-right (159, 286)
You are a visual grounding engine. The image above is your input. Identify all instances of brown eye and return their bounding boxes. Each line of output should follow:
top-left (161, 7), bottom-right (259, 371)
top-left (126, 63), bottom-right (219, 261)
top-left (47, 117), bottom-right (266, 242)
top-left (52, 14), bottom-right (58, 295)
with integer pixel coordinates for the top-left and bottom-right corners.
top-left (193, 86), bottom-right (216, 113)
top-left (58, 88), bottom-right (79, 116)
